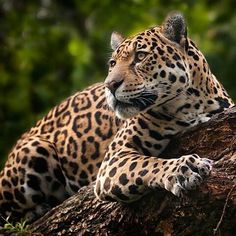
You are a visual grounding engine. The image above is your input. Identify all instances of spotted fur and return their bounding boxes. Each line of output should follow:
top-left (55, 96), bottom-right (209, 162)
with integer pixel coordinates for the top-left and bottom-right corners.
top-left (0, 12), bottom-right (234, 222)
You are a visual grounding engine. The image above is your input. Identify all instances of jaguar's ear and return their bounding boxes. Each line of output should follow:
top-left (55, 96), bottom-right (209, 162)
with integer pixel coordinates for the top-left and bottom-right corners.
top-left (162, 12), bottom-right (188, 49)
top-left (111, 32), bottom-right (125, 51)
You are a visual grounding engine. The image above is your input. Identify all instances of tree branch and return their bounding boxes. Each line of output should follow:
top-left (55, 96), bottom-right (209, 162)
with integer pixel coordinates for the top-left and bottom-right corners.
top-left (29, 107), bottom-right (236, 236)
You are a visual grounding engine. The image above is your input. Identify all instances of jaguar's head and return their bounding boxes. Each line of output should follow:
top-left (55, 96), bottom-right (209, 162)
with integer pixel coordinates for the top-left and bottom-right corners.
top-left (105, 12), bottom-right (191, 119)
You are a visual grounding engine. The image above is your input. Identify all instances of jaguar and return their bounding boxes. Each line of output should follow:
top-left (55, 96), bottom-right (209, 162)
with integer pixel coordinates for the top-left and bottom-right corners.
top-left (0, 12), bottom-right (234, 222)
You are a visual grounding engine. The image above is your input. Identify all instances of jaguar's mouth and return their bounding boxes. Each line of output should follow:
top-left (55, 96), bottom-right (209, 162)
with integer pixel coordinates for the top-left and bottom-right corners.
top-left (106, 93), bottom-right (158, 119)
top-left (105, 87), bottom-right (158, 119)
top-left (114, 100), bottom-right (134, 110)
top-left (129, 93), bottom-right (158, 110)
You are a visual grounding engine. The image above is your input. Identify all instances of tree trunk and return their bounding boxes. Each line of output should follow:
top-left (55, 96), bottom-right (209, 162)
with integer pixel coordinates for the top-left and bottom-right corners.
top-left (29, 107), bottom-right (236, 236)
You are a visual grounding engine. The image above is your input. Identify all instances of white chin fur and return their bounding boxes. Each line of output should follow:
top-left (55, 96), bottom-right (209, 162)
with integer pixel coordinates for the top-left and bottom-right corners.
top-left (105, 88), bottom-right (116, 110)
top-left (116, 106), bottom-right (139, 119)
top-left (105, 88), bottom-right (139, 119)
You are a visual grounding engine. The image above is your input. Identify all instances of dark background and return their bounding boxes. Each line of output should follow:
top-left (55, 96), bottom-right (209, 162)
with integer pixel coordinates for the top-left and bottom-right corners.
top-left (0, 0), bottom-right (236, 168)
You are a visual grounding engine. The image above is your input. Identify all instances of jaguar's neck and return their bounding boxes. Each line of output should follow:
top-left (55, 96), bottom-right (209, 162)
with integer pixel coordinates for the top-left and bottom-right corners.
top-left (187, 40), bottom-right (233, 113)
top-left (150, 40), bottom-right (234, 124)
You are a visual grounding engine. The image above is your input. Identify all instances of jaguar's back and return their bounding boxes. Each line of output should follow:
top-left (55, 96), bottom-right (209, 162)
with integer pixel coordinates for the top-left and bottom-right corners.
top-left (0, 83), bottom-right (122, 220)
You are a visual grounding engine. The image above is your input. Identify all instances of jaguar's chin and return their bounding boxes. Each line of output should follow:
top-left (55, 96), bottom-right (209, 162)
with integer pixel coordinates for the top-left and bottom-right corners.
top-left (114, 101), bottom-right (140, 119)
top-left (105, 90), bottom-right (140, 119)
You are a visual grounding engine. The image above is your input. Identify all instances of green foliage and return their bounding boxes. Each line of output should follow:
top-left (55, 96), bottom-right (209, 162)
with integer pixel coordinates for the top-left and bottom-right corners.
top-left (0, 0), bottom-right (235, 168)
top-left (1, 216), bottom-right (30, 235)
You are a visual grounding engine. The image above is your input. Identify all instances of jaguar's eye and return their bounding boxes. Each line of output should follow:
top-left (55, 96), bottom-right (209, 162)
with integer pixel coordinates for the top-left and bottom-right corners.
top-left (135, 51), bottom-right (148, 62)
top-left (109, 59), bottom-right (116, 68)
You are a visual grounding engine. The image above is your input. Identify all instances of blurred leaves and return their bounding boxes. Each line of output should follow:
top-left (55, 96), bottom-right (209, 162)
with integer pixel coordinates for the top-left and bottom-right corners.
top-left (0, 0), bottom-right (235, 167)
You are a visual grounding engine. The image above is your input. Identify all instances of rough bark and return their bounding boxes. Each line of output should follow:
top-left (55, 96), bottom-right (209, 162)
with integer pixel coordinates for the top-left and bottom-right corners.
top-left (29, 107), bottom-right (236, 236)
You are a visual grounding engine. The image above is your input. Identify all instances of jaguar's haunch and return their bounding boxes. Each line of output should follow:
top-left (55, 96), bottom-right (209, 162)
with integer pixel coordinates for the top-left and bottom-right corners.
top-left (0, 12), bottom-right (234, 221)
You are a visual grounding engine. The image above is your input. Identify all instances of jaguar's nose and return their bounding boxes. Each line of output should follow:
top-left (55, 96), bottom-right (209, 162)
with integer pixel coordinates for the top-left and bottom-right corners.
top-left (105, 79), bottom-right (124, 95)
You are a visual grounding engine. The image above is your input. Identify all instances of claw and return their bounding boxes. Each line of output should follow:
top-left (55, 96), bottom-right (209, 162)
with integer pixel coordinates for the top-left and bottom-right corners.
top-left (171, 183), bottom-right (185, 197)
top-left (164, 155), bottom-right (213, 196)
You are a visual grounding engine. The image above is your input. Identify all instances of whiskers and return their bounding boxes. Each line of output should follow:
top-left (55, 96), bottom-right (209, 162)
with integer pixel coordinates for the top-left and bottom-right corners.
top-left (130, 91), bottom-right (157, 110)
top-left (97, 81), bottom-right (195, 119)
top-left (144, 86), bottom-right (202, 124)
